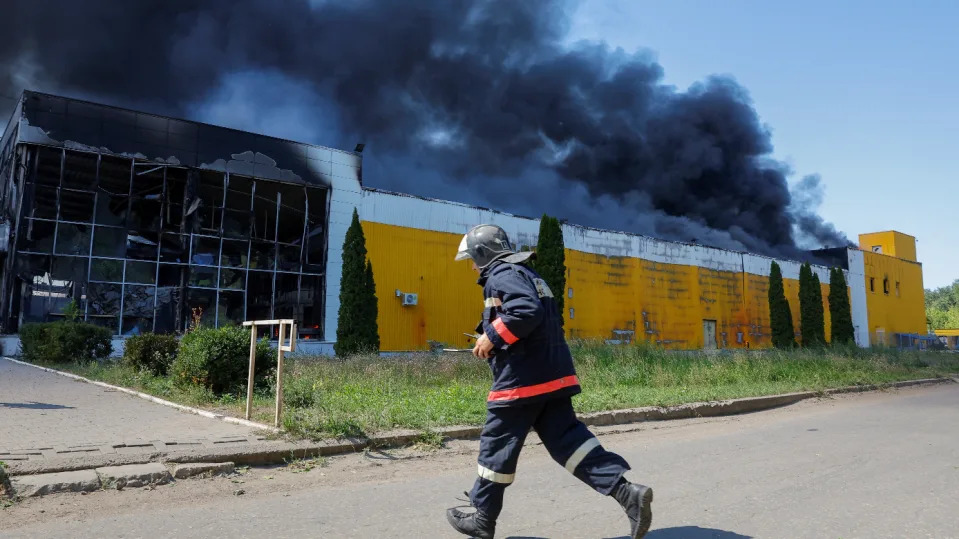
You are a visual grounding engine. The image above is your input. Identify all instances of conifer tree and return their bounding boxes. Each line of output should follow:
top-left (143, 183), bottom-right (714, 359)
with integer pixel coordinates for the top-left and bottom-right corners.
top-left (829, 267), bottom-right (855, 345)
top-left (769, 261), bottom-right (795, 348)
top-left (335, 209), bottom-right (380, 356)
top-left (533, 214), bottom-right (567, 325)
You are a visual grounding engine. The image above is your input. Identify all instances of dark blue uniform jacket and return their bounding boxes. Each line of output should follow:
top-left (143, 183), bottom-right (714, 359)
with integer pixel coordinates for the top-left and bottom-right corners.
top-left (477, 258), bottom-right (580, 408)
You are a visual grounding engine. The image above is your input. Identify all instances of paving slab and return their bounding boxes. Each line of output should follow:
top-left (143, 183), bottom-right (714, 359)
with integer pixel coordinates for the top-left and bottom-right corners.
top-left (10, 469), bottom-right (100, 498)
top-left (95, 463), bottom-right (171, 488)
top-left (0, 358), bottom-right (259, 461)
top-left (171, 462), bottom-right (235, 479)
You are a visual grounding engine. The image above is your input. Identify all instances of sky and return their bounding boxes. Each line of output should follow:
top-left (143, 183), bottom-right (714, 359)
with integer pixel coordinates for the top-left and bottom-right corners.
top-left (567, 0), bottom-right (958, 289)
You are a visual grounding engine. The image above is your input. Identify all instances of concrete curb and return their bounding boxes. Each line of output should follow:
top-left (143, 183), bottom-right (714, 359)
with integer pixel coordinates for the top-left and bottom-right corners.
top-left (3, 371), bottom-right (953, 479)
top-left (3, 357), bottom-right (278, 433)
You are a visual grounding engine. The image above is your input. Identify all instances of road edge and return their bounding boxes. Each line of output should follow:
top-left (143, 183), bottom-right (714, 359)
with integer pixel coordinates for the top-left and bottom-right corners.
top-left (2, 357), bottom-right (279, 433)
top-left (3, 356), bottom-right (955, 480)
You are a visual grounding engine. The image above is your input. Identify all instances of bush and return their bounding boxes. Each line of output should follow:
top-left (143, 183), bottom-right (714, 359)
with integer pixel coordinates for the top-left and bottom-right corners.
top-left (19, 322), bottom-right (113, 364)
top-left (171, 326), bottom-right (275, 395)
top-left (123, 333), bottom-right (179, 375)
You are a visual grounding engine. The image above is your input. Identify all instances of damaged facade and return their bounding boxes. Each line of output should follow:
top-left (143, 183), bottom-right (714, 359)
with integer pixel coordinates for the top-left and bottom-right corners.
top-left (0, 92), bottom-right (928, 351)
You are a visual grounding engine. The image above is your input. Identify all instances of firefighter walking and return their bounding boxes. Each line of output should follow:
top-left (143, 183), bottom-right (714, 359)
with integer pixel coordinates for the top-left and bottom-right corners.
top-left (446, 224), bottom-right (654, 539)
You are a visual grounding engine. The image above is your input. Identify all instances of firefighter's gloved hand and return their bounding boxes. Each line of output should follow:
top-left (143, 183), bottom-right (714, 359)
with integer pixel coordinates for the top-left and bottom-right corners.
top-left (472, 333), bottom-right (494, 359)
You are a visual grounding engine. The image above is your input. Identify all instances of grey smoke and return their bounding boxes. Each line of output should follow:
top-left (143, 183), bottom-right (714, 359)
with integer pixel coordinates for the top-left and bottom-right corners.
top-left (1, 0), bottom-right (850, 256)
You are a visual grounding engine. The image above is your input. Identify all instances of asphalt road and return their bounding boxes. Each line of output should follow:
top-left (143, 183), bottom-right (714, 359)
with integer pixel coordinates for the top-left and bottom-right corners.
top-left (4, 384), bottom-right (958, 538)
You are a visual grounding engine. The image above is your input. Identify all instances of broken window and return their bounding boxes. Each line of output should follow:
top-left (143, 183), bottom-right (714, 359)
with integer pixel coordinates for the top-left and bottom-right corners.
top-left (191, 236), bottom-right (220, 266)
top-left (90, 259), bottom-right (123, 282)
top-left (17, 254), bottom-right (52, 324)
top-left (33, 147), bottom-right (62, 187)
top-left (87, 282), bottom-right (121, 331)
top-left (277, 184), bottom-right (306, 244)
top-left (62, 151), bottom-right (97, 190)
top-left (299, 274), bottom-right (324, 339)
top-left (186, 288), bottom-right (216, 327)
top-left (160, 234), bottom-right (189, 263)
top-left (59, 190), bottom-right (96, 222)
top-left (219, 268), bottom-right (245, 290)
top-left (131, 165), bottom-right (164, 199)
top-left (251, 181), bottom-right (279, 241)
top-left (18, 219), bottom-right (56, 253)
top-left (305, 187), bottom-right (326, 269)
top-left (30, 185), bottom-right (58, 219)
top-left (250, 240), bottom-right (276, 271)
top-left (274, 272), bottom-right (299, 320)
top-left (217, 290), bottom-right (245, 326)
top-left (277, 244), bottom-right (301, 272)
top-left (225, 175), bottom-right (253, 210)
top-left (125, 261), bottom-right (157, 285)
top-left (126, 230), bottom-right (159, 261)
top-left (129, 197), bottom-right (162, 230)
top-left (54, 223), bottom-right (91, 256)
top-left (95, 192), bottom-right (129, 227)
top-left (98, 156), bottom-right (131, 195)
top-left (51, 255), bottom-right (88, 310)
top-left (92, 226), bottom-right (126, 258)
top-left (883, 278), bottom-right (889, 295)
top-left (246, 271), bottom-right (273, 332)
top-left (188, 266), bottom-right (218, 288)
top-left (220, 239), bottom-right (249, 268)
top-left (122, 285), bottom-right (156, 335)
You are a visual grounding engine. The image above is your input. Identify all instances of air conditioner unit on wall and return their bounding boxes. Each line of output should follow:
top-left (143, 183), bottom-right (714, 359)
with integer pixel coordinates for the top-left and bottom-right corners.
top-left (402, 293), bottom-right (418, 306)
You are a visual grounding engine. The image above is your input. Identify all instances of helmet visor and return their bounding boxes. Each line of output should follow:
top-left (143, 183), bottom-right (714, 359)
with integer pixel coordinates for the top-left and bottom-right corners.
top-left (454, 234), bottom-right (472, 261)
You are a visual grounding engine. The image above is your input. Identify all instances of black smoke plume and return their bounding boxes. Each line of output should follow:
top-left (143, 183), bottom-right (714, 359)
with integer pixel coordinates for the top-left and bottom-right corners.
top-left (1, 0), bottom-right (850, 256)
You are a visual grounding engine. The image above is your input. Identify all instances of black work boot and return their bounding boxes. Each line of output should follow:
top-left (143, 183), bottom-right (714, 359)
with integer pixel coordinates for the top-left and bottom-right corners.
top-left (612, 478), bottom-right (654, 539)
top-left (446, 507), bottom-right (496, 539)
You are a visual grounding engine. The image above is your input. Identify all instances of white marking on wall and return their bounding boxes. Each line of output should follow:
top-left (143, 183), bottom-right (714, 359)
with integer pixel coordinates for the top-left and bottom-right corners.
top-left (324, 161), bottom-right (364, 344)
top-left (847, 249), bottom-right (870, 348)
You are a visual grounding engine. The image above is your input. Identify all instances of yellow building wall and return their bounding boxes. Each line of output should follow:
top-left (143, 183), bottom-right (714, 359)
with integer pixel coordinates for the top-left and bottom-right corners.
top-left (861, 251), bottom-right (926, 345)
top-left (859, 231), bottom-right (917, 262)
top-left (364, 221), bottom-right (844, 351)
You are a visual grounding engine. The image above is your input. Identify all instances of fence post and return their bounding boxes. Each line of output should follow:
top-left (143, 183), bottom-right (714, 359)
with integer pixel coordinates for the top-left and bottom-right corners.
top-left (275, 322), bottom-right (286, 428)
top-left (246, 324), bottom-right (257, 420)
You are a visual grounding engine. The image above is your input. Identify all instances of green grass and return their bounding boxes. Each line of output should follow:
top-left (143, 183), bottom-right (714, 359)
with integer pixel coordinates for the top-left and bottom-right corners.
top-left (32, 341), bottom-right (959, 441)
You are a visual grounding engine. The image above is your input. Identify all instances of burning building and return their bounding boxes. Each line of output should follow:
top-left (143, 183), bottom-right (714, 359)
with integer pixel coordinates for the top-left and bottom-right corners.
top-left (0, 91), bottom-right (927, 352)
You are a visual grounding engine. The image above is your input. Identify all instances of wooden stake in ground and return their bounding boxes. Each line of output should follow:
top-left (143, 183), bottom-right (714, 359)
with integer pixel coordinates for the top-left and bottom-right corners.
top-left (246, 324), bottom-right (257, 420)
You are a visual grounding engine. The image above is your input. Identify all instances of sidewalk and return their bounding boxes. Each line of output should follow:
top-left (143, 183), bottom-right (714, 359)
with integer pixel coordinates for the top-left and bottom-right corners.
top-left (0, 358), bottom-right (266, 466)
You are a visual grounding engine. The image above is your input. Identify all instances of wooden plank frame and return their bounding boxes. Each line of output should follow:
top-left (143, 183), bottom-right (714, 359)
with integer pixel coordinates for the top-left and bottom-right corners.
top-left (242, 319), bottom-right (297, 427)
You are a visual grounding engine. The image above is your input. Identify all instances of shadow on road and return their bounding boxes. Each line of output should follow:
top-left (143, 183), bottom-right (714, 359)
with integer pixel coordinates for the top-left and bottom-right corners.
top-left (508, 526), bottom-right (751, 539)
top-left (646, 526), bottom-right (752, 538)
top-left (0, 401), bottom-right (75, 410)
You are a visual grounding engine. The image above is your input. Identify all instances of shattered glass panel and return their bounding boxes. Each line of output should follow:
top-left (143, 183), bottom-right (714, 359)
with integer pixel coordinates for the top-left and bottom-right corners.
top-left (188, 266), bottom-right (218, 288)
top-left (305, 187), bottom-right (327, 269)
top-left (186, 288), bottom-right (216, 327)
top-left (18, 219), bottom-right (56, 253)
top-left (54, 223), bottom-right (91, 256)
top-left (274, 272), bottom-right (299, 320)
top-left (30, 185), bottom-right (58, 219)
top-left (246, 271), bottom-right (273, 323)
top-left (277, 244), bottom-right (301, 272)
top-left (153, 285), bottom-right (182, 333)
top-left (158, 264), bottom-right (188, 287)
top-left (225, 175), bottom-right (253, 209)
top-left (197, 205), bottom-right (221, 235)
top-left (92, 226), bottom-right (126, 258)
top-left (122, 285), bottom-right (156, 335)
top-left (191, 236), bottom-right (220, 266)
top-left (251, 181), bottom-right (279, 241)
top-left (33, 147), bottom-right (62, 187)
top-left (98, 156), bottom-right (131, 196)
top-left (299, 274), bottom-right (324, 340)
top-left (219, 268), bottom-right (245, 290)
top-left (199, 171), bottom-right (225, 207)
top-left (59, 190), bottom-right (96, 222)
top-left (163, 202), bottom-right (185, 233)
top-left (126, 230), bottom-right (159, 261)
top-left (222, 209), bottom-right (251, 239)
top-left (95, 192), bottom-right (129, 227)
top-left (88, 282), bottom-right (121, 332)
top-left (277, 184), bottom-right (306, 244)
top-left (51, 256), bottom-right (88, 312)
top-left (90, 258), bottom-right (123, 282)
top-left (160, 234), bottom-right (189, 263)
top-left (129, 197), bottom-right (161, 230)
top-left (220, 239), bottom-right (248, 268)
top-left (249, 240), bottom-right (275, 270)
top-left (131, 166), bottom-right (164, 199)
top-left (217, 290), bottom-right (245, 327)
top-left (125, 261), bottom-right (157, 284)
top-left (62, 151), bottom-right (97, 190)
top-left (17, 254), bottom-right (52, 324)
